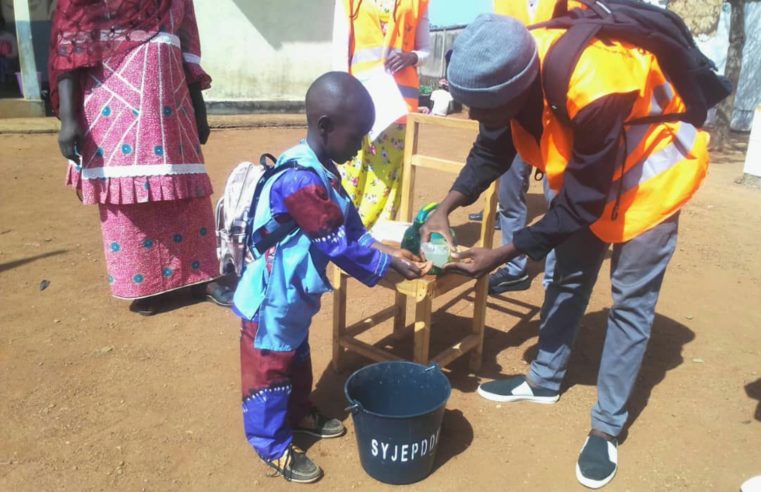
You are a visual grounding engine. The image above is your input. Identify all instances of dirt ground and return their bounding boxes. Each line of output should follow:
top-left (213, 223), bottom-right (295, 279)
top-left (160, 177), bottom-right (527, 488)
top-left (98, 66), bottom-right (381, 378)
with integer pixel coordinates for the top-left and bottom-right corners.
top-left (1, 125), bottom-right (760, 492)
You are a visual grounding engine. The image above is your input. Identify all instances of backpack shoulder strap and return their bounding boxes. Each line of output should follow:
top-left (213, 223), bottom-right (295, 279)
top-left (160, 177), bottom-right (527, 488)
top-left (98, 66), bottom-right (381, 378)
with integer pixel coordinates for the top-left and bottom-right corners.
top-left (247, 159), bottom-right (322, 256)
top-left (538, 21), bottom-right (602, 124)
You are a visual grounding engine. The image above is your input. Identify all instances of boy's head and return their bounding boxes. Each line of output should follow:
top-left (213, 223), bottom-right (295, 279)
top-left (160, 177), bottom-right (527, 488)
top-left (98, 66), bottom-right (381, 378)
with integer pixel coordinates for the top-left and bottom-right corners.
top-left (306, 72), bottom-right (375, 164)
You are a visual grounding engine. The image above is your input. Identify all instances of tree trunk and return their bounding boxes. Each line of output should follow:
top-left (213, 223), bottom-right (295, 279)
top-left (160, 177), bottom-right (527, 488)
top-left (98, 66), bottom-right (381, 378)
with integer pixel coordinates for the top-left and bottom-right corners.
top-left (711, 0), bottom-right (745, 151)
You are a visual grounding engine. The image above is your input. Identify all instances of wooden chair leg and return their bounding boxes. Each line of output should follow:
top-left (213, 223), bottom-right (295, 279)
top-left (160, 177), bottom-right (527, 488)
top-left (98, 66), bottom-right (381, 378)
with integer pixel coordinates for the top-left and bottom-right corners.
top-left (393, 291), bottom-right (407, 338)
top-left (469, 278), bottom-right (488, 373)
top-left (332, 268), bottom-right (348, 372)
top-left (414, 293), bottom-right (432, 364)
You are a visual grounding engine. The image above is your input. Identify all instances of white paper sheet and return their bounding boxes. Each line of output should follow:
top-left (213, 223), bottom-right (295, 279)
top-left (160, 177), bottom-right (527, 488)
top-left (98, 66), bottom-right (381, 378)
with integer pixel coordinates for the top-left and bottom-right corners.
top-left (355, 67), bottom-right (408, 142)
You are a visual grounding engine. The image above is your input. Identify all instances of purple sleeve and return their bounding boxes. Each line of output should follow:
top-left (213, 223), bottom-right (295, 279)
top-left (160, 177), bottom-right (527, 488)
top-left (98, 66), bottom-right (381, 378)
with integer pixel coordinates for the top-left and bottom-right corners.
top-left (271, 169), bottom-right (390, 286)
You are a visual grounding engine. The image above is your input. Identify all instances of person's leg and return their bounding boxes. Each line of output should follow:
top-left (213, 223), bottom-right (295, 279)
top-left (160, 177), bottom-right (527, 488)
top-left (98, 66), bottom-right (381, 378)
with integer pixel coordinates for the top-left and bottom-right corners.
top-left (577, 214), bottom-right (679, 489)
top-left (527, 227), bottom-right (608, 392)
top-left (290, 340), bottom-right (345, 438)
top-left (489, 156), bottom-right (532, 294)
top-left (542, 178), bottom-right (557, 290)
top-left (239, 320), bottom-right (322, 482)
top-left (240, 320), bottom-right (295, 461)
top-left (591, 214), bottom-right (679, 437)
top-left (479, 227), bottom-right (608, 401)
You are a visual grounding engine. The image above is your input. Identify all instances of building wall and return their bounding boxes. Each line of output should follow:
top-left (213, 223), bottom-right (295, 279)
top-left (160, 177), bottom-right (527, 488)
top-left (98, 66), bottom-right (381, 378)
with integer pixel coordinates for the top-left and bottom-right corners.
top-left (194, 0), bottom-right (334, 111)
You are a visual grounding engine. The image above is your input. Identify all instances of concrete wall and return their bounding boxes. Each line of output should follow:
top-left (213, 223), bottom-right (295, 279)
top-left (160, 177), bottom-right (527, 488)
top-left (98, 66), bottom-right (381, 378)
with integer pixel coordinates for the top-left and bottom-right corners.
top-left (194, 0), bottom-right (334, 112)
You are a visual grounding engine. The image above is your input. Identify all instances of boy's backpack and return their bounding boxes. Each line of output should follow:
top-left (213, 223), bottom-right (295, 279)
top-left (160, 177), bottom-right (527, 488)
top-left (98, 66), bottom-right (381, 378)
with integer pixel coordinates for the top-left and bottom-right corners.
top-left (532, 0), bottom-right (733, 127)
top-left (215, 153), bottom-right (305, 276)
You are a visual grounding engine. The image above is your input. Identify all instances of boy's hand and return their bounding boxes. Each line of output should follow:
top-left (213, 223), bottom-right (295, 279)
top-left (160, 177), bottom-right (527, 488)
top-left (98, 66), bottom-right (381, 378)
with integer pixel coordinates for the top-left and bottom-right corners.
top-left (390, 255), bottom-right (424, 280)
top-left (390, 247), bottom-right (421, 263)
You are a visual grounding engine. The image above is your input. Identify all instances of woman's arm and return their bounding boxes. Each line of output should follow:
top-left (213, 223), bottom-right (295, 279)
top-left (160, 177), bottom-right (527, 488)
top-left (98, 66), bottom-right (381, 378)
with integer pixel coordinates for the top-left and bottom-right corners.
top-left (57, 72), bottom-right (83, 162)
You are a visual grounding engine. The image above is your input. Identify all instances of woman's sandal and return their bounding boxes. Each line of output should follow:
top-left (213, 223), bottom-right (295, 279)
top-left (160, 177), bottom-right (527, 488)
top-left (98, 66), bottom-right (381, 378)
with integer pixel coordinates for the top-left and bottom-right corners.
top-left (129, 297), bottom-right (159, 316)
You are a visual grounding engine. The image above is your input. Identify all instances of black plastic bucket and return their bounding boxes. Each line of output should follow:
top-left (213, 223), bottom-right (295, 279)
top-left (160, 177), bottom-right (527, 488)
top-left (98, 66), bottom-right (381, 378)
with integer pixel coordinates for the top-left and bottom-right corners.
top-left (344, 361), bottom-right (451, 485)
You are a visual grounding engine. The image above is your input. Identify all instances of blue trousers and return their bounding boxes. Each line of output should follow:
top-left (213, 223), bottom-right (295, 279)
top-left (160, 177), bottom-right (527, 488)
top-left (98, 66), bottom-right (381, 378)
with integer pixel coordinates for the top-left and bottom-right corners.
top-left (498, 156), bottom-right (555, 287)
top-left (527, 214), bottom-right (679, 437)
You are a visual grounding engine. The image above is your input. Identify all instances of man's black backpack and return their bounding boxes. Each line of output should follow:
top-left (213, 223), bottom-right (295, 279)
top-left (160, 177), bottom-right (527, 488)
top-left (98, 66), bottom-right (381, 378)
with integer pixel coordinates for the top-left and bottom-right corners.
top-left (532, 0), bottom-right (733, 127)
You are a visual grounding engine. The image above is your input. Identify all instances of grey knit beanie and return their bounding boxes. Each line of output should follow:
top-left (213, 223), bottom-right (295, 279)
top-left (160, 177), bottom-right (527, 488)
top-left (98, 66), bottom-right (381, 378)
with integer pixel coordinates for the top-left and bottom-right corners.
top-left (447, 14), bottom-right (539, 109)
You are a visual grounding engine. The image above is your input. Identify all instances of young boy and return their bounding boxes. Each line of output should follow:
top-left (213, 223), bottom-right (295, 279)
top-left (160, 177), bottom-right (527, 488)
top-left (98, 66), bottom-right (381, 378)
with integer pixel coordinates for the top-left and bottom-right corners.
top-left (232, 71), bottom-right (424, 483)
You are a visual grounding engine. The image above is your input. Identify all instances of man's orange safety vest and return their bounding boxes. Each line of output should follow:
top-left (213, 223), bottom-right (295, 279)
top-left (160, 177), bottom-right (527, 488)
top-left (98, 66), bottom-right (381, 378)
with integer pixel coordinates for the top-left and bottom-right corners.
top-left (510, 27), bottom-right (709, 243)
top-left (343, 0), bottom-right (428, 113)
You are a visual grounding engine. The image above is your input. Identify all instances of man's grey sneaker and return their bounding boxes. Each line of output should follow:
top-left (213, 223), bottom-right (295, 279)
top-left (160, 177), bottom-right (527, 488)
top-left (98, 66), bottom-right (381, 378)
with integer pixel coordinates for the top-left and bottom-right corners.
top-left (576, 434), bottom-right (618, 489)
top-left (262, 444), bottom-right (322, 483)
top-left (488, 268), bottom-right (530, 295)
top-left (293, 410), bottom-right (346, 439)
top-left (477, 375), bottom-right (559, 404)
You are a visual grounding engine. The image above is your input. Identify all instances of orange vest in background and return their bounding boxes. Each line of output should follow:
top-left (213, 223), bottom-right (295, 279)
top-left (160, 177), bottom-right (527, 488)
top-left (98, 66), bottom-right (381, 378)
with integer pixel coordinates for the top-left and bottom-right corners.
top-left (510, 28), bottom-right (709, 243)
top-left (493, 0), bottom-right (557, 24)
top-left (344, 0), bottom-right (428, 112)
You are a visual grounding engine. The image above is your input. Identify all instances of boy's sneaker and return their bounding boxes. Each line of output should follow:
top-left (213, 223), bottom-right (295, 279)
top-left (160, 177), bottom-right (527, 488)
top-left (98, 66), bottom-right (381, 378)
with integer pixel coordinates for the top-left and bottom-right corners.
top-left (293, 410), bottom-right (345, 439)
top-left (263, 444), bottom-right (322, 483)
top-left (489, 268), bottom-right (530, 294)
top-left (477, 375), bottom-right (559, 404)
top-left (576, 433), bottom-right (618, 489)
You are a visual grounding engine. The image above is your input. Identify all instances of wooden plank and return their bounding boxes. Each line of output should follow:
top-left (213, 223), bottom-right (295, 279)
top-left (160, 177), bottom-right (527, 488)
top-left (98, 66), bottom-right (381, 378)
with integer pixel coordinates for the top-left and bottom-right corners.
top-left (345, 305), bottom-right (400, 338)
top-left (410, 155), bottom-right (466, 175)
top-left (432, 334), bottom-right (481, 367)
top-left (341, 338), bottom-right (402, 363)
top-left (406, 112), bottom-right (480, 132)
top-left (480, 182), bottom-right (499, 249)
top-left (414, 295), bottom-right (433, 364)
top-left (399, 120), bottom-right (419, 222)
top-left (431, 272), bottom-right (471, 298)
top-left (393, 291), bottom-right (407, 337)
top-left (469, 275), bottom-right (489, 373)
top-left (332, 267), bottom-right (348, 372)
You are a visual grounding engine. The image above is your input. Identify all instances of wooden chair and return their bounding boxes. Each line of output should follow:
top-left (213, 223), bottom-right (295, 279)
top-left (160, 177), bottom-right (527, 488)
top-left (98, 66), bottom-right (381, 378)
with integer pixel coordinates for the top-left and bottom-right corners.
top-left (332, 113), bottom-right (497, 372)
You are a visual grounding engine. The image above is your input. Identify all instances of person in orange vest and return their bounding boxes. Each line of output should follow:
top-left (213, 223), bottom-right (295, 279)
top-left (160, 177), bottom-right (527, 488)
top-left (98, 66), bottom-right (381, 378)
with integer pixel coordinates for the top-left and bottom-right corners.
top-left (332, 0), bottom-right (431, 229)
top-left (421, 14), bottom-right (708, 489)
top-left (484, 0), bottom-right (560, 295)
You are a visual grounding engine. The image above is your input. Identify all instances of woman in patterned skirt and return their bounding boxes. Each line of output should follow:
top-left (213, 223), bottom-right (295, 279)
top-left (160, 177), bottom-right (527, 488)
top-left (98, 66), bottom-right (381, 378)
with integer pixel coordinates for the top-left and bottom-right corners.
top-left (49, 0), bottom-right (231, 314)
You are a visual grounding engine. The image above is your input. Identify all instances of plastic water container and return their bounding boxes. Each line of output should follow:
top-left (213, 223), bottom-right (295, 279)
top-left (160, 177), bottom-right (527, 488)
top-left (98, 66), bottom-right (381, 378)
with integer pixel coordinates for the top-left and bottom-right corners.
top-left (345, 361), bottom-right (451, 484)
top-left (420, 232), bottom-right (450, 268)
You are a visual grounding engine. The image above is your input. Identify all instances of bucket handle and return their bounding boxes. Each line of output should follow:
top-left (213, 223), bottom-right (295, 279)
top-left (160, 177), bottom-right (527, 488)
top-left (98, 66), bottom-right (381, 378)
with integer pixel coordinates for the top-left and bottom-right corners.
top-left (345, 400), bottom-right (363, 414)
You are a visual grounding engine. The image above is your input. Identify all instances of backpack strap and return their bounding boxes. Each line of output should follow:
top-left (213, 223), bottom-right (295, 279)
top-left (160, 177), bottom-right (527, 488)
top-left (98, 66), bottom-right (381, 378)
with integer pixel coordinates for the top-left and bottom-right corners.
top-left (536, 21), bottom-right (603, 125)
top-left (246, 159), bottom-right (321, 256)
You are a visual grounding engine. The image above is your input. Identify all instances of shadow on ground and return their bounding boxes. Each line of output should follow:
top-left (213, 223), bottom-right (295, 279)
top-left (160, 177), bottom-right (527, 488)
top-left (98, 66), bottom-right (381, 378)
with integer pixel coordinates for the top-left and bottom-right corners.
top-left (745, 378), bottom-right (761, 422)
top-left (0, 249), bottom-right (67, 273)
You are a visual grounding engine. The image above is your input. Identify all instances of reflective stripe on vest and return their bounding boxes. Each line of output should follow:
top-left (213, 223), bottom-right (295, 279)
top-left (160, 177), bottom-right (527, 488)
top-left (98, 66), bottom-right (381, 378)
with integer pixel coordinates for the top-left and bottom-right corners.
top-left (511, 28), bottom-right (709, 243)
top-left (344, 0), bottom-right (426, 113)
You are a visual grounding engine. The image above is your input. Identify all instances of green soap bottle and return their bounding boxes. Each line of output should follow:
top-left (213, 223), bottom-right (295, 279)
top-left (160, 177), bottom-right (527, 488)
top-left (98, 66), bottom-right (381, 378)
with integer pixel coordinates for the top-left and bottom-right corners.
top-left (400, 203), bottom-right (455, 275)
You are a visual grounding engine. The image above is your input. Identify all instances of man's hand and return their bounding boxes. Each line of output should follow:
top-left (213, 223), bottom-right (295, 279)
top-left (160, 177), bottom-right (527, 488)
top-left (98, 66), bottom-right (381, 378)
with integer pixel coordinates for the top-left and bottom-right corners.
top-left (419, 207), bottom-right (455, 246)
top-left (58, 117), bottom-right (83, 162)
top-left (444, 245), bottom-right (518, 278)
top-left (385, 51), bottom-right (418, 74)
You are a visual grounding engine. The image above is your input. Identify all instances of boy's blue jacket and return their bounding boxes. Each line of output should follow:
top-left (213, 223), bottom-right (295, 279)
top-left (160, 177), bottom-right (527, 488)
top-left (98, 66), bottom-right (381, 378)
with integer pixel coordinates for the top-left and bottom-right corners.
top-left (233, 142), bottom-right (389, 351)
